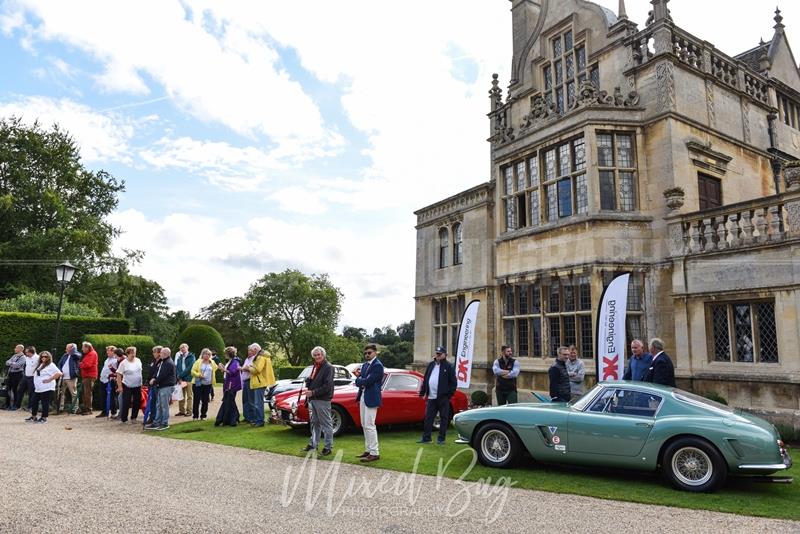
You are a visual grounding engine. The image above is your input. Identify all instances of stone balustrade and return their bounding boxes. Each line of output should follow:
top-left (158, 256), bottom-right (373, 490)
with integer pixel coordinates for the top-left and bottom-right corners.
top-left (667, 192), bottom-right (800, 256)
top-left (628, 22), bottom-right (770, 106)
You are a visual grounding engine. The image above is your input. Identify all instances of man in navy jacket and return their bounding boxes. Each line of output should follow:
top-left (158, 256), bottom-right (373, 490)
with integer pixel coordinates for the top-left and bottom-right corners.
top-left (643, 338), bottom-right (676, 387)
top-left (354, 344), bottom-right (384, 463)
top-left (418, 346), bottom-right (457, 445)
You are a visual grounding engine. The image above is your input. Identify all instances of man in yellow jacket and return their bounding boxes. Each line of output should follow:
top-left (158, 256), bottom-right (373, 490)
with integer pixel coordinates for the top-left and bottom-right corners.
top-left (243, 343), bottom-right (275, 427)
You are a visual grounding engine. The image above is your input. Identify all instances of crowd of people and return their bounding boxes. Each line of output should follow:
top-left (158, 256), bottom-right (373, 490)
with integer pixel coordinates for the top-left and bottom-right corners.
top-left (3, 336), bottom-right (678, 463)
top-left (2, 341), bottom-right (276, 430)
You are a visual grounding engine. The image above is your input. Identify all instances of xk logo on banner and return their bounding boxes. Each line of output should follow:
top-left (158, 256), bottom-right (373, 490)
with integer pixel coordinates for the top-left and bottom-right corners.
top-left (596, 273), bottom-right (630, 382)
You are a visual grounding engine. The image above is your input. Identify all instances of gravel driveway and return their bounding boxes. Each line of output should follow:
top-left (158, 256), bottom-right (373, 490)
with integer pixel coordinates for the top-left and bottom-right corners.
top-left (0, 407), bottom-right (798, 534)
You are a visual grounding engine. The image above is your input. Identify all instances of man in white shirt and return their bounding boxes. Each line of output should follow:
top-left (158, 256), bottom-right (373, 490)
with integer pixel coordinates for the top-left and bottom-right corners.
top-left (16, 346), bottom-right (39, 411)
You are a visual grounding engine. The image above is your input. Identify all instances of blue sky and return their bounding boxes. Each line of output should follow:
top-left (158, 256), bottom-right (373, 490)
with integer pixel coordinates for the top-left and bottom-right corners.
top-left (0, 1), bottom-right (796, 331)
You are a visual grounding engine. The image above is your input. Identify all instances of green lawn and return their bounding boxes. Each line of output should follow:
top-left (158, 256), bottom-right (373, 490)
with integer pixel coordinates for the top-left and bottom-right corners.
top-left (159, 421), bottom-right (798, 520)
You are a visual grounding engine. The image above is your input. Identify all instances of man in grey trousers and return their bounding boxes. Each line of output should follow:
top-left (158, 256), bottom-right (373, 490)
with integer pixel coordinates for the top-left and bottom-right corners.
top-left (300, 346), bottom-right (335, 456)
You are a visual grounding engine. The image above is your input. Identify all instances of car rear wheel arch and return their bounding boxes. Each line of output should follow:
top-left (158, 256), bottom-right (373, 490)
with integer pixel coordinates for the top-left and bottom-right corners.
top-left (657, 434), bottom-right (725, 468)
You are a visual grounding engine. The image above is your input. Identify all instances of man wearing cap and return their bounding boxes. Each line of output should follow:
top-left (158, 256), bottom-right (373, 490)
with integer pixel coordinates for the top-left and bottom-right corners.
top-left (418, 346), bottom-right (457, 445)
top-left (492, 345), bottom-right (520, 405)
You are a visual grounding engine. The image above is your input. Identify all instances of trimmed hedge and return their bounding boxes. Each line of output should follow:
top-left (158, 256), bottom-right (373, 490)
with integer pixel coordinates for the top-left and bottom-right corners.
top-left (277, 366), bottom-right (307, 380)
top-left (175, 325), bottom-right (225, 357)
top-left (0, 311), bottom-right (129, 366)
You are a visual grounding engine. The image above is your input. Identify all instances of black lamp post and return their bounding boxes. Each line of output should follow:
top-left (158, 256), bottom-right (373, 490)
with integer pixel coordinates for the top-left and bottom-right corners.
top-left (52, 261), bottom-right (77, 355)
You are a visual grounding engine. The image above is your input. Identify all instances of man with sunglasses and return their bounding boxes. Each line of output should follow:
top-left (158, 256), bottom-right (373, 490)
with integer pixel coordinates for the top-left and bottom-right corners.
top-left (354, 344), bottom-right (383, 463)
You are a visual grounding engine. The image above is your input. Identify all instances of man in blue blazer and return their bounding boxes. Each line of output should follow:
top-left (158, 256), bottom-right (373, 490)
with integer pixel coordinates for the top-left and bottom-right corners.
top-left (643, 338), bottom-right (676, 387)
top-left (354, 343), bottom-right (384, 463)
top-left (417, 346), bottom-right (457, 445)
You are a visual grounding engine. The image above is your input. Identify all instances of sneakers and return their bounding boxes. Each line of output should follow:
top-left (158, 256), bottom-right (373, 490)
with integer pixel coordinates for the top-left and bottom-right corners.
top-left (95, 413), bottom-right (108, 418)
top-left (154, 425), bottom-right (169, 431)
top-left (35, 417), bottom-right (47, 424)
top-left (301, 445), bottom-right (316, 453)
top-left (192, 417), bottom-right (198, 421)
top-left (144, 424), bottom-right (159, 430)
top-left (24, 416), bottom-right (35, 422)
top-left (360, 454), bottom-right (380, 463)
top-left (320, 448), bottom-right (332, 456)
top-left (436, 440), bottom-right (446, 446)
top-left (200, 416), bottom-right (206, 421)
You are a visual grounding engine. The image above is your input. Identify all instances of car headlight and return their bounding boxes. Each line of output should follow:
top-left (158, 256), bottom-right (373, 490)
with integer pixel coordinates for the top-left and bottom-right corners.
top-left (291, 401), bottom-right (298, 415)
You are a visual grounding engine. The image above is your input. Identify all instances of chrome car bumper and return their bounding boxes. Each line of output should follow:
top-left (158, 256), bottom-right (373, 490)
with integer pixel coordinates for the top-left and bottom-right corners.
top-left (739, 448), bottom-right (793, 471)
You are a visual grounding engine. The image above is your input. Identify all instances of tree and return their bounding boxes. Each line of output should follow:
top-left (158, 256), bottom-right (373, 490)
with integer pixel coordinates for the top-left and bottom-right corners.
top-left (342, 326), bottom-right (367, 342)
top-left (238, 269), bottom-right (342, 365)
top-left (371, 326), bottom-right (399, 346)
top-left (379, 341), bottom-right (414, 369)
top-left (197, 296), bottom-right (251, 356)
top-left (0, 117), bottom-right (126, 297)
top-left (397, 320), bottom-right (415, 342)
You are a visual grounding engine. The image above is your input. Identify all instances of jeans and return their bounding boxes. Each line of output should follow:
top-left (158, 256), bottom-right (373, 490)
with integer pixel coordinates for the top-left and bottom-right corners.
top-left (308, 399), bottom-right (333, 450)
top-left (99, 380), bottom-right (118, 415)
top-left (241, 380), bottom-right (254, 422)
top-left (153, 386), bottom-right (172, 427)
top-left (192, 383), bottom-right (211, 418)
top-left (252, 387), bottom-right (265, 425)
top-left (31, 390), bottom-right (53, 419)
top-left (147, 386), bottom-right (158, 423)
top-left (422, 396), bottom-right (450, 442)
top-left (120, 385), bottom-right (141, 422)
top-left (496, 389), bottom-right (518, 405)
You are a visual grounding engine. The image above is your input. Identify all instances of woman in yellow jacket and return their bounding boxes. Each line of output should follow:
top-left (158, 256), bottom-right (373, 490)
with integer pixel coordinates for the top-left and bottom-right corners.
top-left (244, 345), bottom-right (275, 427)
top-left (191, 349), bottom-right (218, 421)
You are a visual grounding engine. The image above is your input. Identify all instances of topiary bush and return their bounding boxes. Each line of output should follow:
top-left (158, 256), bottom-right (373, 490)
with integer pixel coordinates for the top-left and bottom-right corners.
top-left (0, 311), bottom-right (130, 367)
top-left (175, 324), bottom-right (225, 357)
top-left (470, 390), bottom-right (489, 407)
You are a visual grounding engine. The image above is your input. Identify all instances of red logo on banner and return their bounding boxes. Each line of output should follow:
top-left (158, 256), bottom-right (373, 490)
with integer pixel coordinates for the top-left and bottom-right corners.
top-left (457, 357), bottom-right (469, 382)
top-left (602, 355), bottom-right (619, 380)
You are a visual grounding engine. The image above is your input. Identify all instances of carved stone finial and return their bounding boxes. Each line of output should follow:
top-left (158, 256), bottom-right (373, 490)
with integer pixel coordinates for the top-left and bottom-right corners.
top-left (647, 0), bottom-right (672, 26)
top-left (489, 73), bottom-right (503, 110)
top-left (774, 6), bottom-right (785, 32)
top-left (618, 0), bottom-right (628, 20)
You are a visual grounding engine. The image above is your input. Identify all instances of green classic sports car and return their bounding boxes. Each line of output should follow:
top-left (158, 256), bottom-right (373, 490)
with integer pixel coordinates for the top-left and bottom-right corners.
top-left (453, 382), bottom-right (792, 492)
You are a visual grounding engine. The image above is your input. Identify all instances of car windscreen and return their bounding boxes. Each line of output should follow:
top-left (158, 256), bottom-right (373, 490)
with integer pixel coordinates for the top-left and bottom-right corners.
top-left (570, 384), bottom-right (603, 411)
top-left (297, 366), bottom-right (312, 379)
top-left (673, 390), bottom-right (735, 414)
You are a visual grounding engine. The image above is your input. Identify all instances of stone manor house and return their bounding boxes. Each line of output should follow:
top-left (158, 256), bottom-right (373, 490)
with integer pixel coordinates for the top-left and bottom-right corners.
top-left (413, 0), bottom-right (800, 426)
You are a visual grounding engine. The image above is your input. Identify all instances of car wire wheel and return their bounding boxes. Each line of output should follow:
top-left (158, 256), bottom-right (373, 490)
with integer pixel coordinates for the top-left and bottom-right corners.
top-left (331, 408), bottom-right (342, 435)
top-left (481, 429), bottom-right (512, 463)
top-left (671, 446), bottom-right (713, 487)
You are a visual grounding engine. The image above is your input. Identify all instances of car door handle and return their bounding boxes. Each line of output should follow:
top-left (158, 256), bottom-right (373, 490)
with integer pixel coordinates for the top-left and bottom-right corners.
top-left (636, 422), bottom-right (653, 428)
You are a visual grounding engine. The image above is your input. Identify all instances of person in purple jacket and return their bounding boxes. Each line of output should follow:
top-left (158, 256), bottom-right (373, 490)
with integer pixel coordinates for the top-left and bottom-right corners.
top-left (215, 346), bottom-right (242, 427)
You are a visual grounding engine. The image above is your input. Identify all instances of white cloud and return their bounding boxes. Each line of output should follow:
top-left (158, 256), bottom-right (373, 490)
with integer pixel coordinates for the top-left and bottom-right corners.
top-left (9, 0), bottom-right (341, 161)
top-left (109, 209), bottom-right (415, 330)
top-left (0, 95), bottom-right (134, 163)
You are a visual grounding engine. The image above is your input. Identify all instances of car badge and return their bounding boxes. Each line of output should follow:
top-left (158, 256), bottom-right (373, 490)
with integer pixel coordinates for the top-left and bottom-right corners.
top-left (548, 426), bottom-right (557, 435)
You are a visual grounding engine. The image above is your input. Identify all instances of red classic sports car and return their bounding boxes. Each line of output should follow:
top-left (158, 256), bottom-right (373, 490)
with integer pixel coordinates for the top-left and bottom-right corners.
top-left (273, 368), bottom-right (469, 436)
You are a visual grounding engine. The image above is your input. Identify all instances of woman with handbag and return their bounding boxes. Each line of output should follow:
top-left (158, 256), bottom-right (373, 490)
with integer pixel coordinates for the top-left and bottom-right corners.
top-left (190, 349), bottom-right (217, 420)
top-left (27, 351), bottom-right (62, 424)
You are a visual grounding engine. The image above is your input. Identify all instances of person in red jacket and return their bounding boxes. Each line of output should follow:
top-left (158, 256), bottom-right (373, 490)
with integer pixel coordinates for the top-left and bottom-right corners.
top-left (78, 342), bottom-right (99, 415)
